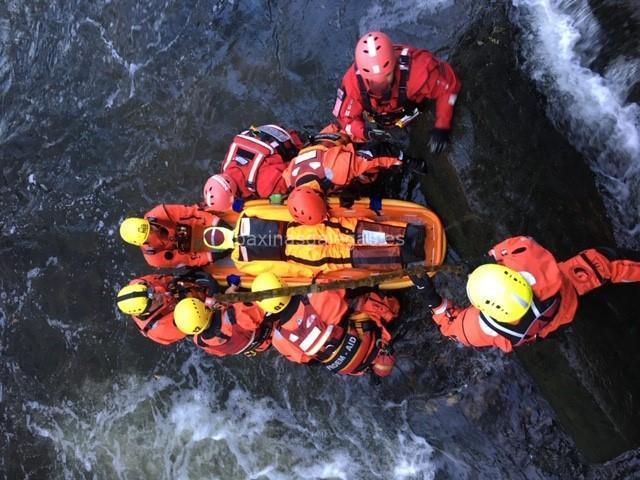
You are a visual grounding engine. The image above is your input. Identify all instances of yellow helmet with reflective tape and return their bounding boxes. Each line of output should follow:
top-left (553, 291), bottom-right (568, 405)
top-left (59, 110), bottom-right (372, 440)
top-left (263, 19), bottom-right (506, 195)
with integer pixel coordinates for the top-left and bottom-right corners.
top-left (116, 284), bottom-right (151, 316)
top-left (174, 297), bottom-right (211, 334)
top-left (251, 273), bottom-right (290, 313)
top-left (466, 264), bottom-right (533, 324)
top-left (120, 218), bottom-right (150, 246)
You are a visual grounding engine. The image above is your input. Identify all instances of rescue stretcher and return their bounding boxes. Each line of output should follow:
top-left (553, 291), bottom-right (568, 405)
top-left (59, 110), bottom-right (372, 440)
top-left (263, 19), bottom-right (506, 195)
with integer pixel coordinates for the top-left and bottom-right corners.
top-left (200, 197), bottom-right (446, 289)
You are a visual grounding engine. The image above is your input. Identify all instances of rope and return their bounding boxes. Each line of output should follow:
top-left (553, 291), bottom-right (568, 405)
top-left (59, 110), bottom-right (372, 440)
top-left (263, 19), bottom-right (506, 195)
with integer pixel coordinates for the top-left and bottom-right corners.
top-left (213, 263), bottom-right (464, 304)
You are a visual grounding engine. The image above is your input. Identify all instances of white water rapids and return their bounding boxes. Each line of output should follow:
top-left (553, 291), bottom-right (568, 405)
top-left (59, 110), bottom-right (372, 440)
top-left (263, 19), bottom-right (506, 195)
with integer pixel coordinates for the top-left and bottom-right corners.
top-left (512, 0), bottom-right (640, 246)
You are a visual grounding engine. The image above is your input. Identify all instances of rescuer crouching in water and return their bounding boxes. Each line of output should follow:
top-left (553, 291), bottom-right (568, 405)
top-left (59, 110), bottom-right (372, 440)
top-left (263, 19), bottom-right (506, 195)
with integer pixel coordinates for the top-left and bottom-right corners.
top-left (412, 236), bottom-right (640, 352)
top-left (251, 272), bottom-right (399, 377)
top-left (172, 271), bottom-right (273, 357)
top-left (202, 124), bottom-right (304, 212)
top-left (119, 203), bottom-right (227, 269)
top-left (334, 31), bottom-right (461, 155)
top-left (116, 270), bottom-right (222, 346)
top-left (282, 126), bottom-right (403, 204)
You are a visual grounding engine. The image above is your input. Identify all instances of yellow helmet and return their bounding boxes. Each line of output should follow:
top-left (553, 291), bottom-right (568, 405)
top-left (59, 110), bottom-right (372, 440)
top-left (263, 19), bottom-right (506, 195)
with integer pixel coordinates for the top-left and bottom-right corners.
top-left (120, 218), bottom-right (151, 246)
top-left (174, 298), bottom-right (211, 334)
top-left (251, 273), bottom-right (290, 313)
top-left (116, 284), bottom-right (152, 316)
top-left (466, 264), bottom-right (533, 324)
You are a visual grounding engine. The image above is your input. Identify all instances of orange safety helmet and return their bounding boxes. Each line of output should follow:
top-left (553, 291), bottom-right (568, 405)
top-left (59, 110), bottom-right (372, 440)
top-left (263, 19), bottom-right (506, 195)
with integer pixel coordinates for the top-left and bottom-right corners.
top-left (203, 174), bottom-right (237, 212)
top-left (354, 31), bottom-right (396, 93)
top-left (287, 186), bottom-right (327, 225)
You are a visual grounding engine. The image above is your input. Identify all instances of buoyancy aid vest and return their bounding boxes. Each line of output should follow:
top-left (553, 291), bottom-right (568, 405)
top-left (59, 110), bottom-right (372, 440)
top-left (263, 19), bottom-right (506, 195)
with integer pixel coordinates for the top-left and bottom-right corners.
top-left (131, 276), bottom-right (173, 326)
top-left (277, 296), bottom-right (345, 355)
top-left (222, 125), bottom-right (300, 193)
top-left (287, 145), bottom-right (333, 190)
top-left (194, 306), bottom-right (269, 356)
top-left (133, 305), bottom-right (175, 337)
top-left (478, 294), bottom-right (560, 347)
top-left (142, 204), bottom-right (220, 256)
top-left (272, 295), bottom-right (381, 375)
top-left (317, 313), bottom-right (381, 375)
top-left (287, 141), bottom-right (381, 189)
top-left (356, 47), bottom-right (419, 127)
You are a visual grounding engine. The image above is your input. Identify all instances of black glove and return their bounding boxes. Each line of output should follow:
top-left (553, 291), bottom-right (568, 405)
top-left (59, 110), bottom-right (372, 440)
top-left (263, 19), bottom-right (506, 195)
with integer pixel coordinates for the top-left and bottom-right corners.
top-left (339, 191), bottom-right (359, 208)
top-left (409, 274), bottom-right (442, 309)
top-left (356, 140), bottom-right (403, 159)
top-left (403, 155), bottom-right (426, 171)
top-left (428, 128), bottom-right (450, 154)
top-left (365, 124), bottom-right (392, 142)
top-left (193, 271), bottom-right (220, 297)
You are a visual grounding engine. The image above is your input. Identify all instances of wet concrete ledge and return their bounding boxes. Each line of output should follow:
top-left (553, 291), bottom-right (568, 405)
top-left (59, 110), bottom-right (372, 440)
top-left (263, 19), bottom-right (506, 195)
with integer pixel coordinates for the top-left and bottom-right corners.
top-left (413, 2), bottom-right (640, 464)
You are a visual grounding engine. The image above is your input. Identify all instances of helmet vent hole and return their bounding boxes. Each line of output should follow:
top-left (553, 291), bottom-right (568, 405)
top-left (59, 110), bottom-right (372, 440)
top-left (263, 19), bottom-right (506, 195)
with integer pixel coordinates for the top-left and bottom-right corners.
top-left (383, 61), bottom-right (389, 68)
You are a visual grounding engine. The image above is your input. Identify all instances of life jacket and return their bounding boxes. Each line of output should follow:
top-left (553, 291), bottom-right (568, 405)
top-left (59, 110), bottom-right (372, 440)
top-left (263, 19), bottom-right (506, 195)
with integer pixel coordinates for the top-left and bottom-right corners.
top-left (222, 125), bottom-right (301, 193)
top-left (276, 296), bottom-right (346, 356)
top-left (286, 136), bottom-right (376, 189)
top-left (356, 47), bottom-right (419, 127)
top-left (272, 294), bottom-right (379, 375)
top-left (478, 294), bottom-right (560, 347)
top-left (194, 305), bottom-right (270, 357)
top-left (287, 145), bottom-right (332, 190)
top-left (318, 312), bottom-right (382, 375)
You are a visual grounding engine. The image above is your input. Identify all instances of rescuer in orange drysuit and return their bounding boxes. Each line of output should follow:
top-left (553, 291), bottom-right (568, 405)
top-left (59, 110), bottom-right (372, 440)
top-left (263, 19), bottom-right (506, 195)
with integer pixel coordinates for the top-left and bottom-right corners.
top-left (412, 236), bottom-right (640, 352)
top-left (203, 124), bottom-right (303, 212)
top-left (119, 204), bottom-right (225, 268)
top-left (251, 273), bottom-right (400, 377)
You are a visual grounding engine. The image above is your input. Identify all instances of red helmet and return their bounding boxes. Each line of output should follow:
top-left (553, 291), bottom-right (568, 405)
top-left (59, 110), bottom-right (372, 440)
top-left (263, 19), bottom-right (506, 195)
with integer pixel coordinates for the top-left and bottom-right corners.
top-left (354, 31), bottom-right (396, 92)
top-left (203, 174), bottom-right (237, 211)
top-left (287, 186), bottom-right (327, 225)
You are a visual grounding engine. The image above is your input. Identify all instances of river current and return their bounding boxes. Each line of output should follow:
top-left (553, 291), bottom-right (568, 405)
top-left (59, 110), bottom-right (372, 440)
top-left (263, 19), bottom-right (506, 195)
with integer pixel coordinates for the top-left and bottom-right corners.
top-left (1, 1), bottom-right (638, 478)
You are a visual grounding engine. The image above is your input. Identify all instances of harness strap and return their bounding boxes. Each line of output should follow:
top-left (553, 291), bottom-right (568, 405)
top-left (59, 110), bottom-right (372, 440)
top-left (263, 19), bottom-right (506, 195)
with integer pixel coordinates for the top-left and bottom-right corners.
top-left (222, 142), bottom-right (238, 171)
top-left (246, 152), bottom-right (265, 192)
top-left (139, 304), bottom-right (165, 334)
top-left (397, 48), bottom-right (410, 107)
top-left (242, 322), bottom-right (274, 357)
top-left (478, 294), bottom-right (560, 346)
top-left (197, 310), bottom-right (230, 344)
top-left (355, 48), bottom-right (415, 127)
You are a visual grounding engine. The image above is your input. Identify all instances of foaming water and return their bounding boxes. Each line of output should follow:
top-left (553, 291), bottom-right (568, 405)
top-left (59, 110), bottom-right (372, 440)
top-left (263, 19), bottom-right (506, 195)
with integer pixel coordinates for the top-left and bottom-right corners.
top-left (25, 352), bottom-right (435, 480)
top-left (512, 0), bottom-right (640, 246)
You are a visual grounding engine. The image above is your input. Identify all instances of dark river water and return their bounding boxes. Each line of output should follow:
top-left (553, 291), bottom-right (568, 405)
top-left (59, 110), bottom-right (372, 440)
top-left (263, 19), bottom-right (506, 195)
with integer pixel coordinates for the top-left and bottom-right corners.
top-left (1, 0), bottom-right (639, 479)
